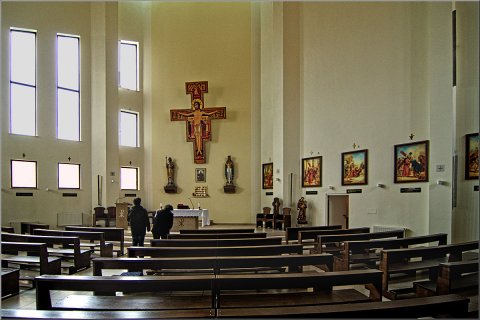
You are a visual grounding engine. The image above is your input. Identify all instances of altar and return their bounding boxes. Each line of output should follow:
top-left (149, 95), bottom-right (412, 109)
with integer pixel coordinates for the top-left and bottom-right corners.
top-left (173, 209), bottom-right (210, 227)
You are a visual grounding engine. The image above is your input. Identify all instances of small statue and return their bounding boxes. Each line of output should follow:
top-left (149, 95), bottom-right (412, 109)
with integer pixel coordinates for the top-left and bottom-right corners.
top-left (223, 155), bottom-right (236, 193)
top-left (164, 157), bottom-right (177, 193)
top-left (272, 197), bottom-right (280, 215)
top-left (297, 197), bottom-right (307, 224)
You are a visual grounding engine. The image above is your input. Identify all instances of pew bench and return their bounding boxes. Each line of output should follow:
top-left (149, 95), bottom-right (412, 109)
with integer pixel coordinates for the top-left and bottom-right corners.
top-left (35, 274), bottom-right (216, 311)
top-left (1, 268), bottom-right (20, 298)
top-left (380, 240), bottom-right (478, 299)
top-left (179, 228), bottom-right (255, 234)
top-left (215, 269), bottom-right (383, 308)
top-left (216, 294), bottom-right (470, 318)
top-left (65, 226), bottom-right (124, 256)
top-left (93, 254), bottom-right (333, 276)
top-left (300, 227), bottom-right (370, 250)
top-left (285, 225), bottom-right (342, 244)
top-left (1, 232), bottom-right (90, 274)
top-left (1, 226), bottom-right (15, 233)
top-left (334, 233), bottom-right (448, 271)
top-left (150, 237), bottom-right (282, 247)
top-left (1, 242), bottom-right (62, 285)
top-left (33, 229), bottom-right (113, 257)
top-left (167, 232), bottom-right (267, 239)
top-left (128, 244), bottom-right (304, 258)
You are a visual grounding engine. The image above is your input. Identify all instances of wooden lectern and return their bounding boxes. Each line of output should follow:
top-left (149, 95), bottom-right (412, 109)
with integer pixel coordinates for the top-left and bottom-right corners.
top-left (115, 202), bottom-right (130, 229)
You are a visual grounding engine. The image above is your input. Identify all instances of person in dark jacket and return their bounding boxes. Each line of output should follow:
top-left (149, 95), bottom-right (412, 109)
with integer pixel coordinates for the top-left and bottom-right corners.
top-left (127, 197), bottom-right (150, 246)
top-left (152, 204), bottom-right (174, 239)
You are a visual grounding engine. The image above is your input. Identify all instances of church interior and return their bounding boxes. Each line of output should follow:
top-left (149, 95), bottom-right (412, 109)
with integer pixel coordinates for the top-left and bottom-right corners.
top-left (1, 1), bottom-right (479, 318)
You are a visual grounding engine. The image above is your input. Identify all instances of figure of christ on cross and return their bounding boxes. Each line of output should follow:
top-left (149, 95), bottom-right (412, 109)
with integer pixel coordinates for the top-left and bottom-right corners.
top-left (170, 81), bottom-right (226, 164)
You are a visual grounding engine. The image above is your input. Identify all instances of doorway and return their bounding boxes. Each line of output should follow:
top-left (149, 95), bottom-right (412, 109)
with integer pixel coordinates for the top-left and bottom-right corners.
top-left (327, 194), bottom-right (349, 228)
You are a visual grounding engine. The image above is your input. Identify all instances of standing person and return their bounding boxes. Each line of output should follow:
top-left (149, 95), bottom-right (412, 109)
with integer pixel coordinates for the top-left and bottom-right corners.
top-left (152, 204), bottom-right (174, 239)
top-left (127, 198), bottom-right (150, 246)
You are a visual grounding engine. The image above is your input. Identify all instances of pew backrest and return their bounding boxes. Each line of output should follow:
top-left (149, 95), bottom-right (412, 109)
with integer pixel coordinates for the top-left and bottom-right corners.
top-left (65, 226), bottom-right (124, 256)
top-left (285, 225), bottom-right (342, 243)
top-left (150, 237), bottom-right (282, 247)
top-left (167, 232), bottom-right (267, 239)
top-left (298, 227), bottom-right (370, 244)
top-left (179, 228), bottom-right (255, 234)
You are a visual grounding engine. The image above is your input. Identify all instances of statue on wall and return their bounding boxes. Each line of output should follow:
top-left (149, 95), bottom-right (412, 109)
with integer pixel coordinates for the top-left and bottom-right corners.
top-left (224, 155), bottom-right (236, 193)
top-left (297, 197), bottom-right (307, 225)
top-left (164, 157), bottom-right (177, 193)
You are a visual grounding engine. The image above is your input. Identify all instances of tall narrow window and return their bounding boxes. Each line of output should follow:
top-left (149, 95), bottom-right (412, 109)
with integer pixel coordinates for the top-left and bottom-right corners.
top-left (120, 167), bottom-right (139, 190)
top-left (120, 110), bottom-right (139, 147)
top-left (119, 40), bottom-right (139, 91)
top-left (11, 160), bottom-right (37, 188)
top-left (58, 163), bottom-right (80, 189)
top-left (10, 29), bottom-right (37, 136)
top-left (57, 34), bottom-right (80, 141)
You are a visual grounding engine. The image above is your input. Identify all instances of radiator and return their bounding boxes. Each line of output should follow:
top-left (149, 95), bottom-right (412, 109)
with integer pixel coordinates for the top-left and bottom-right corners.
top-left (373, 225), bottom-right (407, 236)
top-left (57, 212), bottom-right (90, 227)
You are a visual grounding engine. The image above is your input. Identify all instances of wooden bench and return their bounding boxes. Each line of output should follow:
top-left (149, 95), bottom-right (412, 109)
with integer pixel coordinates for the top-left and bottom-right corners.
top-left (179, 228), bottom-right (255, 234)
top-left (1, 309), bottom-right (215, 319)
top-left (150, 237), bottom-right (282, 247)
top-left (65, 226), bottom-right (124, 256)
top-left (128, 244), bottom-right (304, 258)
top-left (33, 229), bottom-right (113, 257)
top-left (1, 232), bottom-right (90, 273)
top-left (285, 225), bottom-right (341, 244)
top-left (414, 259), bottom-right (479, 316)
top-left (216, 294), bottom-right (470, 318)
top-left (215, 269), bottom-right (383, 308)
top-left (1, 226), bottom-right (15, 233)
top-left (167, 232), bottom-right (267, 239)
top-left (93, 254), bottom-right (334, 276)
top-left (335, 233), bottom-right (448, 271)
top-left (298, 227), bottom-right (370, 248)
top-left (35, 274), bottom-right (216, 311)
top-left (380, 240), bottom-right (478, 299)
top-left (1, 242), bottom-right (62, 283)
top-left (1, 268), bottom-right (19, 298)
top-left (21, 222), bottom-right (49, 234)
top-left (311, 229), bottom-right (405, 263)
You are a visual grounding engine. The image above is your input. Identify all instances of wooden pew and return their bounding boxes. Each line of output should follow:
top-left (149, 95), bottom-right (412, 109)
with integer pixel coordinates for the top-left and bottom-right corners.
top-left (215, 269), bottom-right (383, 308)
top-left (1, 242), bottom-right (62, 282)
top-left (150, 237), bottom-right (282, 247)
top-left (216, 294), bottom-right (470, 318)
top-left (312, 229), bottom-right (405, 260)
top-left (335, 233), bottom-right (448, 271)
top-left (298, 227), bottom-right (370, 247)
top-left (65, 226), bottom-right (124, 256)
top-left (179, 228), bottom-right (255, 234)
top-left (33, 229), bottom-right (113, 257)
top-left (1, 295), bottom-right (470, 319)
top-left (380, 240), bottom-right (478, 299)
top-left (1, 232), bottom-right (90, 273)
top-left (285, 225), bottom-right (342, 244)
top-left (1, 226), bottom-right (15, 233)
top-left (128, 244), bottom-right (303, 258)
top-left (167, 232), bottom-right (267, 239)
top-left (21, 222), bottom-right (49, 234)
top-left (1, 268), bottom-right (19, 298)
top-left (35, 274), bottom-right (216, 311)
top-left (93, 254), bottom-right (334, 276)
top-left (1, 309), bottom-right (215, 319)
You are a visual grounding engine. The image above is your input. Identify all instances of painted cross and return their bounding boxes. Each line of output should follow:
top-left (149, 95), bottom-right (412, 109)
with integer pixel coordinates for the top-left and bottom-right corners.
top-left (170, 81), bottom-right (226, 164)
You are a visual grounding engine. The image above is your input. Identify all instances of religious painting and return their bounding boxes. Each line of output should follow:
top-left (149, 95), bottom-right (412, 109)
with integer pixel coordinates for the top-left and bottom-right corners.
top-left (262, 163), bottom-right (273, 189)
top-left (465, 133), bottom-right (479, 180)
top-left (302, 156), bottom-right (322, 187)
top-left (195, 168), bottom-right (206, 183)
top-left (394, 140), bottom-right (429, 183)
top-left (342, 149), bottom-right (368, 186)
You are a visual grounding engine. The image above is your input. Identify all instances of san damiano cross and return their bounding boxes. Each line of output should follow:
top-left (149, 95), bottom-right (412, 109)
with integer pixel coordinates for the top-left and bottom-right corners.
top-left (170, 81), bottom-right (226, 164)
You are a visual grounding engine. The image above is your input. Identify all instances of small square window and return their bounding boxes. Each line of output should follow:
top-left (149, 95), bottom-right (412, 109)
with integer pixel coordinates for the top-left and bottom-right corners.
top-left (11, 160), bottom-right (37, 188)
top-left (58, 163), bottom-right (80, 189)
top-left (120, 167), bottom-right (138, 190)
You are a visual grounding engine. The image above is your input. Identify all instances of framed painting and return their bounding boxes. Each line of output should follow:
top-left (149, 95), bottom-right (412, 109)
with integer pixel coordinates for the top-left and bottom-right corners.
top-left (342, 149), bottom-right (368, 186)
top-left (195, 168), bottom-right (206, 183)
top-left (394, 140), bottom-right (429, 183)
top-left (465, 133), bottom-right (479, 180)
top-left (262, 163), bottom-right (273, 189)
top-left (302, 156), bottom-right (322, 187)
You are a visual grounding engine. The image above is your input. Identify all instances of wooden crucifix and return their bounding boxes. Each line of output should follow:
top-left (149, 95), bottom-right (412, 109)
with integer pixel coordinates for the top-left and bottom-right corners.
top-left (170, 81), bottom-right (226, 164)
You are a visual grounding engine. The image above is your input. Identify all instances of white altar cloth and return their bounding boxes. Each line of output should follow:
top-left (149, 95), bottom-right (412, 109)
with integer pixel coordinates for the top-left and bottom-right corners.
top-left (173, 209), bottom-right (210, 227)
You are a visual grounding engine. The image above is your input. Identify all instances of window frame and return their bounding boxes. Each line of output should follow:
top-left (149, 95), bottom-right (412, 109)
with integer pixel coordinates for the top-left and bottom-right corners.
top-left (120, 166), bottom-right (139, 190)
top-left (10, 159), bottom-right (38, 189)
top-left (119, 109), bottom-right (139, 147)
top-left (58, 162), bottom-right (81, 190)
top-left (119, 40), bottom-right (139, 91)
top-left (9, 28), bottom-right (37, 136)
top-left (56, 33), bottom-right (81, 141)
